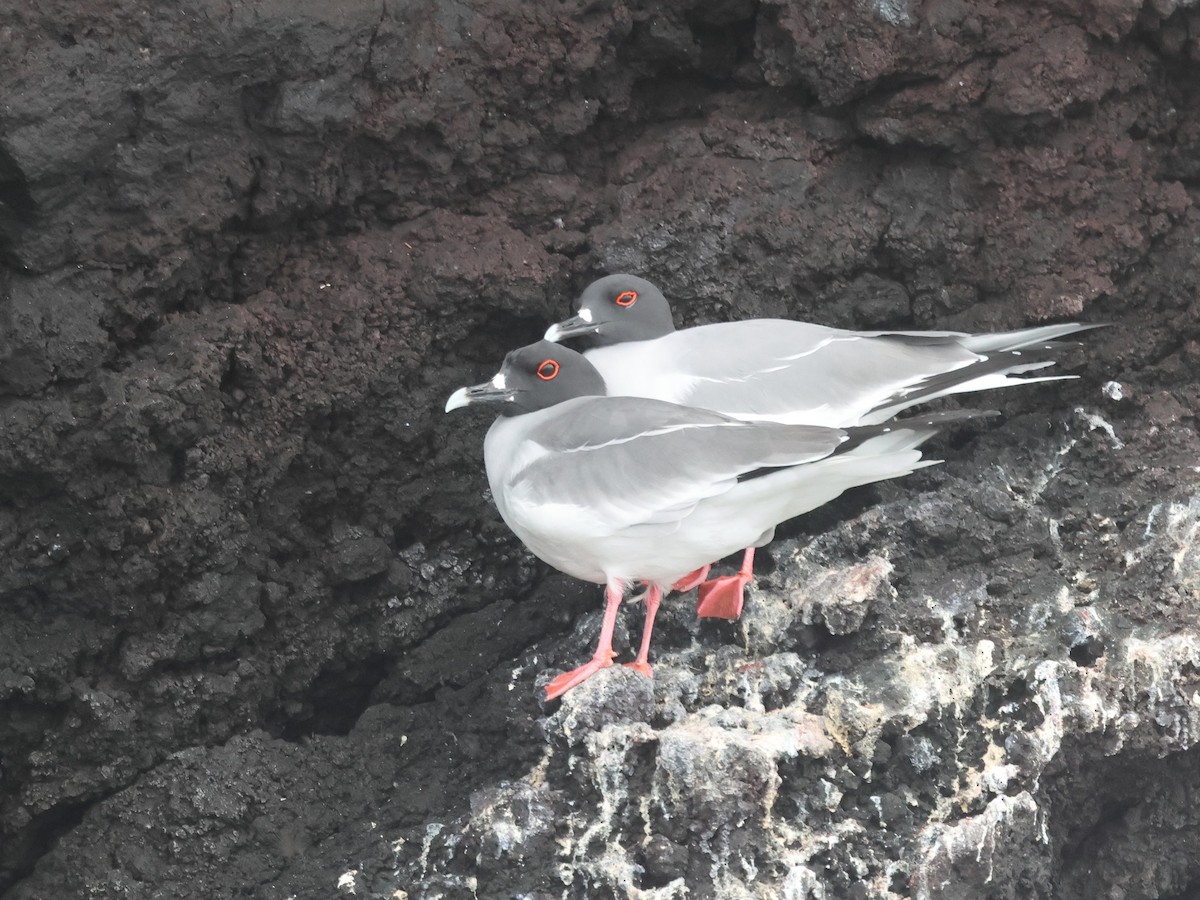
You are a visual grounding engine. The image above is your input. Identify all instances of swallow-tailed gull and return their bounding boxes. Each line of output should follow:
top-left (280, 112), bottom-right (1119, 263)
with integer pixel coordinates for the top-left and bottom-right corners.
top-left (545, 274), bottom-right (1098, 620)
top-left (446, 340), bottom-right (993, 699)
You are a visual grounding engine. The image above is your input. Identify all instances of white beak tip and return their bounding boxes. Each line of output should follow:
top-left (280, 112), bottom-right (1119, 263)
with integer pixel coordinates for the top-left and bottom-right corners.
top-left (445, 387), bottom-right (470, 413)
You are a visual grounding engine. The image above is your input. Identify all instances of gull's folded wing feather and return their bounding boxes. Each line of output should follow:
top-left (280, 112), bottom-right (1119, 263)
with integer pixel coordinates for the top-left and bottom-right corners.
top-left (505, 397), bottom-right (847, 532)
top-left (593, 319), bottom-right (1096, 427)
top-left (596, 321), bottom-right (979, 426)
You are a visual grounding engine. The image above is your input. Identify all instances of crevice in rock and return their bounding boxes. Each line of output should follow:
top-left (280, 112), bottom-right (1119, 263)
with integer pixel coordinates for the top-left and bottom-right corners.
top-left (279, 653), bottom-right (391, 740)
top-left (126, 91), bottom-right (145, 145)
top-left (239, 84), bottom-right (279, 131)
top-left (0, 471), bottom-right (60, 503)
top-left (1159, 881), bottom-right (1200, 900)
top-left (0, 147), bottom-right (37, 261)
top-left (218, 347), bottom-right (241, 396)
top-left (1067, 635), bottom-right (1105, 667)
top-left (685, 4), bottom-right (760, 81)
top-left (168, 447), bottom-right (188, 483)
top-left (1050, 742), bottom-right (1200, 900)
top-left (1, 797), bottom-right (91, 896)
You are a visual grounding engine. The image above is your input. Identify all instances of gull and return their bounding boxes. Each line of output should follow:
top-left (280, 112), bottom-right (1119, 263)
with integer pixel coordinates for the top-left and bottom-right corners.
top-left (545, 274), bottom-right (1098, 619)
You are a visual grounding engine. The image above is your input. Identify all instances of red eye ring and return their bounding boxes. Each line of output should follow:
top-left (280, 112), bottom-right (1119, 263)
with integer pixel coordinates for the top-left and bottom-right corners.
top-left (615, 290), bottom-right (638, 307)
top-left (536, 359), bottom-right (560, 381)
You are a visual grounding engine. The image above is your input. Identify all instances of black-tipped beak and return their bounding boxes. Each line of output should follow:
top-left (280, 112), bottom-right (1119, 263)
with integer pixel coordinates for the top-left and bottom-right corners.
top-left (544, 313), bottom-right (599, 343)
top-left (444, 378), bottom-right (516, 412)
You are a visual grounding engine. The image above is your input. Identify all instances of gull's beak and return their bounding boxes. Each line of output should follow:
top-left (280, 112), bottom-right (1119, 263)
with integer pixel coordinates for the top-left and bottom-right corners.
top-left (445, 373), bottom-right (516, 412)
top-left (544, 312), bottom-right (599, 342)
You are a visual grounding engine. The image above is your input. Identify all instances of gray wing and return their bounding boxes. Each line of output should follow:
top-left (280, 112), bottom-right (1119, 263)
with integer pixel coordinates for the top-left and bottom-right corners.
top-left (648, 320), bottom-right (983, 426)
top-left (508, 397), bottom-right (848, 530)
top-left (604, 319), bottom-right (1090, 427)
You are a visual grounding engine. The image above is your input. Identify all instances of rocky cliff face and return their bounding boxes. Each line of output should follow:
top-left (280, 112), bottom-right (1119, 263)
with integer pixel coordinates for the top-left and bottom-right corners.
top-left (2, 0), bottom-right (1198, 897)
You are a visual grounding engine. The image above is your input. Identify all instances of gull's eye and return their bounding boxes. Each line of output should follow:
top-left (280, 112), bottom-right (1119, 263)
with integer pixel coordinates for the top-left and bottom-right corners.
top-left (536, 359), bottom-right (560, 381)
top-left (615, 290), bottom-right (638, 307)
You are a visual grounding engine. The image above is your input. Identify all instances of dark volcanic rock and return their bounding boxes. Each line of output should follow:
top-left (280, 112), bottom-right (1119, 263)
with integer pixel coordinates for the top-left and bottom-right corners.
top-left (2, 0), bottom-right (1199, 897)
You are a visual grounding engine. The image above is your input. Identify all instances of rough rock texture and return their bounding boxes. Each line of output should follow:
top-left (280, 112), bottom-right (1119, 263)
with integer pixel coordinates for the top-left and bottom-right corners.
top-left (2, 0), bottom-right (1199, 897)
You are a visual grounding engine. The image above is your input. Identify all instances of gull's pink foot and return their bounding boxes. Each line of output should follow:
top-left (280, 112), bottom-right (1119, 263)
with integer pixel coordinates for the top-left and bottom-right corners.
top-left (546, 581), bottom-right (666, 699)
top-left (696, 548), bottom-right (755, 621)
top-left (672, 565), bottom-right (711, 593)
top-left (623, 660), bottom-right (653, 677)
top-left (696, 575), bottom-right (749, 620)
top-left (545, 650), bottom-right (617, 700)
top-left (624, 584), bottom-right (663, 680)
top-left (545, 579), bottom-right (626, 701)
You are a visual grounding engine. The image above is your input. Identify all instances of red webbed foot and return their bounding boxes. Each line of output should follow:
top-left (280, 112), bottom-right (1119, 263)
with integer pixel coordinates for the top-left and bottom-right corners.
top-left (672, 565), bottom-right (711, 593)
top-left (696, 548), bottom-right (755, 620)
top-left (696, 574), bottom-right (750, 620)
top-left (544, 650), bottom-right (617, 700)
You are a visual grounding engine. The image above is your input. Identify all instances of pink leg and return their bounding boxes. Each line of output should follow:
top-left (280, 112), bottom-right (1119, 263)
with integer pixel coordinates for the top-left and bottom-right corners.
top-left (697, 547), bottom-right (754, 620)
top-left (623, 584), bottom-right (663, 677)
top-left (545, 580), bottom-right (624, 700)
top-left (672, 565), bottom-right (712, 593)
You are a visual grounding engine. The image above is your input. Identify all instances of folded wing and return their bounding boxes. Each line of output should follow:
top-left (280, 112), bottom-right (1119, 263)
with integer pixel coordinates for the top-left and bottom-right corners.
top-left (596, 319), bottom-right (1095, 427)
top-left (506, 397), bottom-right (850, 532)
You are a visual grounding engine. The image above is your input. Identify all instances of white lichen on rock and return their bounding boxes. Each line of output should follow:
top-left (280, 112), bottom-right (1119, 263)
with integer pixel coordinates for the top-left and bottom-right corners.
top-left (380, 472), bottom-right (1200, 898)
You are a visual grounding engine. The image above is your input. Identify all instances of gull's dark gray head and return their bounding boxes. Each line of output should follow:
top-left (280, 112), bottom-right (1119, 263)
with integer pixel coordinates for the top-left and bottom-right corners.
top-left (544, 274), bottom-right (675, 349)
top-left (445, 340), bottom-right (607, 417)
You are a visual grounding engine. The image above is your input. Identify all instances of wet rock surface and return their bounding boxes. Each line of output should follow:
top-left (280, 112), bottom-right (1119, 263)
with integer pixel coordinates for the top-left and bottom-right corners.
top-left (2, 0), bottom-right (1199, 897)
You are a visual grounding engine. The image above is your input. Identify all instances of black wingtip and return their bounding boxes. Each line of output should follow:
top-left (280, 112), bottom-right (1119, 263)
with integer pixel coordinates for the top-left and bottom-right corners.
top-left (910, 408), bottom-right (1001, 425)
top-left (837, 408), bottom-right (999, 453)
